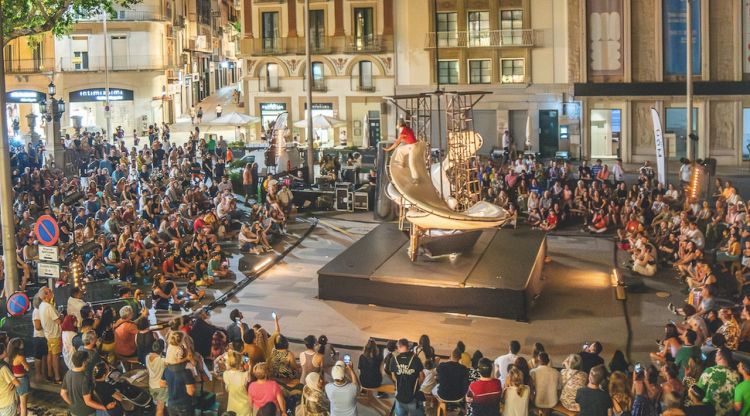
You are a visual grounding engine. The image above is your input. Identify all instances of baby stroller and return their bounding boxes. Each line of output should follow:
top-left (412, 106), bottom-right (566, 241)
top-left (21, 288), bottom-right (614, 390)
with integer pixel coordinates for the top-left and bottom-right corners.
top-left (95, 361), bottom-right (155, 415)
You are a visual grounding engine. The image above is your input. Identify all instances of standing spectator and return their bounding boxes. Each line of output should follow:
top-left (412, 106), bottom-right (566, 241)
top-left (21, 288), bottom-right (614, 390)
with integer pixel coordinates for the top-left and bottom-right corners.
top-left (248, 363), bottom-right (286, 415)
top-left (224, 351), bottom-right (251, 416)
top-left (302, 372), bottom-right (330, 416)
top-left (242, 164), bottom-right (255, 205)
top-left (608, 371), bottom-right (633, 416)
top-left (493, 340), bottom-right (520, 384)
top-left (197, 107), bottom-right (204, 124)
top-left (147, 340), bottom-right (167, 416)
top-left (161, 362), bottom-right (197, 416)
top-left (388, 338), bottom-right (425, 416)
top-left (612, 158), bottom-right (626, 184)
top-left (632, 365), bottom-right (661, 415)
top-left (466, 358), bottom-right (502, 416)
top-left (61, 350), bottom-right (110, 416)
top-left (8, 338), bottom-right (29, 416)
top-left (433, 348), bottom-right (469, 401)
top-left (734, 361), bottom-right (750, 416)
top-left (67, 287), bottom-right (87, 327)
top-left (0, 341), bottom-right (18, 416)
top-left (216, 104), bottom-right (223, 118)
top-left (358, 339), bottom-right (383, 389)
top-left (190, 106), bottom-right (196, 124)
top-left (575, 364), bottom-right (611, 416)
top-left (530, 352), bottom-right (561, 415)
top-left (31, 293), bottom-right (47, 383)
top-left (325, 362), bottom-right (360, 416)
top-left (113, 305), bottom-right (138, 360)
top-left (38, 287), bottom-right (62, 383)
top-left (680, 158), bottom-right (692, 188)
top-left (696, 348), bottom-right (740, 416)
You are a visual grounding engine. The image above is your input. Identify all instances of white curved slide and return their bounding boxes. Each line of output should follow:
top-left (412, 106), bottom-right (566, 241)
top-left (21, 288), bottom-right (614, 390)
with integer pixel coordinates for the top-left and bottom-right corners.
top-left (388, 141), bottom-right (511, 230)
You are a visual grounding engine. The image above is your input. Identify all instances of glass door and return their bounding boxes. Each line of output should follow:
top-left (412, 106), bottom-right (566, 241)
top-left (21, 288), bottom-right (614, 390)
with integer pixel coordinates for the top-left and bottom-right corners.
top-left (665, 107), bottom-right (698, 160)
top-left (309, 10), bottom-right (325, 50)
top-left (353, 8), bottom-right (373, 49)
top-left (589, 109), bottom-right (621, 158)
top-left (262, 12), bottom-right (279, 51)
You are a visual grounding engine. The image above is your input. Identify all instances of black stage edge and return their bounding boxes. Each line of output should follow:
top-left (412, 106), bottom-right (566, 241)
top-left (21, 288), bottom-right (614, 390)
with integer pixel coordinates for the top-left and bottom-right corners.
top-left (317, 223), bottom-right (546, 321)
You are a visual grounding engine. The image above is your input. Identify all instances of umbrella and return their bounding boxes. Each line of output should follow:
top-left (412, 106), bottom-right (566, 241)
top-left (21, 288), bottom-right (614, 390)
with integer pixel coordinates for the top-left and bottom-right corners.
top-left (293, 114), bottom-right (346, 129)
top-left (207, 112), bottom-right (260, 141)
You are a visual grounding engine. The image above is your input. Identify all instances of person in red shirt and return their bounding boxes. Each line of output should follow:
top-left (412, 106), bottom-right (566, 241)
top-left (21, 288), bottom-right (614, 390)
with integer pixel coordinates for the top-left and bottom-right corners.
top-left (113, 306), bottom-right (138, 359)
top-left (467, 358), bottom-right (502, 416)
top-left (384, 118), bottom-right (417, 152)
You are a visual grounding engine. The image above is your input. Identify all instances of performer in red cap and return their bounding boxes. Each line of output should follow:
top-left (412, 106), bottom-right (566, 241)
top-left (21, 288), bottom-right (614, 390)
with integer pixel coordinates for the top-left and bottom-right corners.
top-left (384, 118), bottom-right (417, 152)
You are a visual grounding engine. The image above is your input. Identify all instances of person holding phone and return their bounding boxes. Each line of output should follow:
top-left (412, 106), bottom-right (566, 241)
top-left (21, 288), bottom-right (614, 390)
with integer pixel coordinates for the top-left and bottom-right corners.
top-left (224, 351), bottom-right (251, 416)
top-left (325, 361), bottom-right (360, 416)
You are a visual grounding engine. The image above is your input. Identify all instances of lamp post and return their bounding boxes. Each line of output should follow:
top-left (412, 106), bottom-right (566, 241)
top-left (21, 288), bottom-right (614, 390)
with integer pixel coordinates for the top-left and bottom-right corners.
top-left (40, 81), bottom-right (67, 171)
top-left (686, 0), bottom-right (694, 161)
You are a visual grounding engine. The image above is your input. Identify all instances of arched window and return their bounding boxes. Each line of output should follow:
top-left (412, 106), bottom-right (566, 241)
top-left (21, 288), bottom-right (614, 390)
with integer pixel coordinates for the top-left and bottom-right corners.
top-left (265, 63), bottom-right (280, 91)
top-left (358, 60), bottom-right (373, 91)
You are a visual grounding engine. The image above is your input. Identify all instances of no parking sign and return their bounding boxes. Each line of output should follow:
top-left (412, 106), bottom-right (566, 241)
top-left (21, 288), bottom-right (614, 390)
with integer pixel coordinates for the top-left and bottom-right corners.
top-left (34, 215), bottom-right (59, 247)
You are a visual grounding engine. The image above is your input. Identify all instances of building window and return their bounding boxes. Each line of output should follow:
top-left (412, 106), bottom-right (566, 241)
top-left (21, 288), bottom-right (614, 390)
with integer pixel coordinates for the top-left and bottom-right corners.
top-left (500, 10), bottom-right (523, 45)
top-left (468, 11), bottom-right (490, 46)
top-left (265, 63), bottom-right (280, 91)
top-left (353, 8), bottom-right (374, 47)
top-left (312, 61), bottom-right (325, 91)
top-left (71, 36), bottom-right (89, 70)
top-left (358, 60), bottom-right (374, 91)
top-left (438, 60), bottom-right (459, 85)
top-left (436, 12), bottom-right (457, 47)
top-left (309, 9), bottom-right (326, 51)
top-left (262, 12), bottom-right (280, 52)
top-left (501, 59), bottom-right (524, 83)
top-left (469, 60), bottom-right (491, 84)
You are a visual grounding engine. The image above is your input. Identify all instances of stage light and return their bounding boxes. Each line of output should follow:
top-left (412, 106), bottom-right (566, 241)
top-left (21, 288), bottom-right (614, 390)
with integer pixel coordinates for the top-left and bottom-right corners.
top-left (610, 268), bottom-right (620, 287)
top-left (688, 164), bottom-right (705, 202)
top-left (254, 257), bottom-right (273, 272)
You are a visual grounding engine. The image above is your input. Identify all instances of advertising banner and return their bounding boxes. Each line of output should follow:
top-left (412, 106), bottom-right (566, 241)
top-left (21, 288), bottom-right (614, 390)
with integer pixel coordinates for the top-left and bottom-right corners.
top-left (663, 0), bottom-right (701, 76)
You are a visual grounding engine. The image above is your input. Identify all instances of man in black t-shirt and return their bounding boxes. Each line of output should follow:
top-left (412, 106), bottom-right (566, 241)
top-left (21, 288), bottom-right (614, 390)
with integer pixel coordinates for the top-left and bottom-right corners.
top-left (388, 338), bottom-right (425, 416)
top-left (435, 348), bottom-right (469, 401)
top-left (575, 365), bottom-right (611, 416)
top-left (579, 341), bottom-right (604, 373)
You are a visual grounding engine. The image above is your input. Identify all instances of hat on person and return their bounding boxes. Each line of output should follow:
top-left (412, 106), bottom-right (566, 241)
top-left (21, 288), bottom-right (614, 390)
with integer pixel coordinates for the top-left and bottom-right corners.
top-left (332, 364), bottom-right (346, 381)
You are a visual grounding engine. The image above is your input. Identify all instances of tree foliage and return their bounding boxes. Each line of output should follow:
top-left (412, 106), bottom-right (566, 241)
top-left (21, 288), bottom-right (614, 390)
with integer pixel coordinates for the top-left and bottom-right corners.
top-left (2, 0), bottom-right (140, 45)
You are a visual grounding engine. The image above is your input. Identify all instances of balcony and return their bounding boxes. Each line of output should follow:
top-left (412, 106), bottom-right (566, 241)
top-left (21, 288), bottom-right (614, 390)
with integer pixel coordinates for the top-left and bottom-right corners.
top-left (4, 58), bottom-right (55, 74)
top-left (344, 35), bottom-right (383, 53)
top-left (58, 55), bottom-right (167, 72)
top-left (424, 29), bottom-right (536, 49)
top-left (77, 7), bottom-right (167, 22)
top-left (302, 78), bottom-right (327, 92)
top-left (241, 37), bottom-right (288, 56)
top-left (296, 36), bottom-right (332, 54)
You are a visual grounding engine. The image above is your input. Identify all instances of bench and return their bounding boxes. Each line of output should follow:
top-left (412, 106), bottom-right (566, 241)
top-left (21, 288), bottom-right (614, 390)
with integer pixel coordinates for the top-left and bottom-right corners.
top-left (551, 403), bottom-right (578, 416)
top-left (360, 384), bottom-right (396, 416)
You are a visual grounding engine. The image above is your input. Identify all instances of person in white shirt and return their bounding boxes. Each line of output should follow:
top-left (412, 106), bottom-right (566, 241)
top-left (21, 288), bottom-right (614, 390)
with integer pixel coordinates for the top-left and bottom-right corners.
top-left (38, 287), bottom-right (62, 383)
top-left (530, 352), bottom-right (561, 414)
top-left (493, 340), bottom-right (520, 384)
top-left (612, 158), bottom-right (625, 183)
top-left (66, 287), bottom-right (87, 328)
top-left (679, 159), bottom-right (692, 186)
top-left (216, 104), bottom-right (223, 118)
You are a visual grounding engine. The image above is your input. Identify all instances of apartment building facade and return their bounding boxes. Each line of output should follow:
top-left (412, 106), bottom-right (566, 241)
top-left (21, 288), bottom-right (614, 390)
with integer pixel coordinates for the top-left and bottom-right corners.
top-left (394, 0), bottom-right (570, 156)
top-left (3, 0), bottom-right (241, 139)
top-left (239, 0), bottom-right (395, 146)
top-left (569, 0), bottom-right (750, 166)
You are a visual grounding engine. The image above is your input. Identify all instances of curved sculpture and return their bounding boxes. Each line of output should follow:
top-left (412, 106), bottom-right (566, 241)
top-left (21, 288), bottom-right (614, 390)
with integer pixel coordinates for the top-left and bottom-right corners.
top-left (388, 141), bottom-right (511, 231)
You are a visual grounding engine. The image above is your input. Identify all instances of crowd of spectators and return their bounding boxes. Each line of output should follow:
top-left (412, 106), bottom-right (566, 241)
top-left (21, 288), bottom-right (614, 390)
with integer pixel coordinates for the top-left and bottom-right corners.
top-left (9, 124), bottom-right (750, 416)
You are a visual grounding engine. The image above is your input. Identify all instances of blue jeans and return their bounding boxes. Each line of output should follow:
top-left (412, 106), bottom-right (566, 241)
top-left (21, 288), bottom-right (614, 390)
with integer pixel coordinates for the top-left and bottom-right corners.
top-left (395, 400), bottom-right (424, 416)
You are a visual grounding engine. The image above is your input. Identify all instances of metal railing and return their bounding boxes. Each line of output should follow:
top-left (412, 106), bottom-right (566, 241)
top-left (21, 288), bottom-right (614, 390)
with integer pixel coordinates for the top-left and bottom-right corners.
top-left (239, 37), bottom-right (288, 55)
top-left (297, 35), bottom-right (332, 54)
top-left (4, 58), bottom-right (55, 73)
top-left (302, 78), bottom-right (327, 92)
top-left (58, 55), bottom-right (167, 72)
top-left (344, 35), bottom-right (383, 53)
top-left (77, 8), bottom-right (167, 22)
top-left (424, 29), bottom-right (536, 48)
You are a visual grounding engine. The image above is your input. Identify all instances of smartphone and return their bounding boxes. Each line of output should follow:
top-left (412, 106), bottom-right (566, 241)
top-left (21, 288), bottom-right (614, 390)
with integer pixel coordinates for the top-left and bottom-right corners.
top-left (243, 356), bottom-right (249, 364)
top-left (343, 354), bottom-right (351, 365)
top-left (271, 311), bottom-right (277, 319)
top-left (634, 362), bottom-right (642, 373)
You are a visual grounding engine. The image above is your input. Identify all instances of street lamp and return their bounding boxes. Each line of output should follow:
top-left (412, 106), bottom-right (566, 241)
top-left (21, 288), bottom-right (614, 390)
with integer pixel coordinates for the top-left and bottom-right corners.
top-left (40, 81), bottom-right (66, 168)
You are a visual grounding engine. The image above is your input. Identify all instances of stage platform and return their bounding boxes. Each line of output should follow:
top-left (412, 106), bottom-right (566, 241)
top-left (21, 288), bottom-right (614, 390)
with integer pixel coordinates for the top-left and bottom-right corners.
top-left (317, 223), bottom-right (547, 321)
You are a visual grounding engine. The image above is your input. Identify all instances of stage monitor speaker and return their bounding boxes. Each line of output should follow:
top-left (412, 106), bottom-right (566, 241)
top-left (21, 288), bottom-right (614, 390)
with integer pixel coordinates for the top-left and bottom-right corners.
top-left (353, 192), bottom-right (369, 211)
top-left (335, 189), bottom-right (350, 211)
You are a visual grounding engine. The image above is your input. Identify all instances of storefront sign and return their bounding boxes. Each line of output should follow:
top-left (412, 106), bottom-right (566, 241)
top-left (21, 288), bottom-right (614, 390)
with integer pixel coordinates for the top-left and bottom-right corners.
top-left (260, 103), bottom-right (286, 112)
top-left (69, 88), bottom-right (134, 102)
top-left (5, 90), bottom-right (45, 103)
top-left (587, 0), bottom-right (623, 81)
top-left (663, 0), bottom-right (701, 76)
top-left (304, 103), bottom-right (334, 111)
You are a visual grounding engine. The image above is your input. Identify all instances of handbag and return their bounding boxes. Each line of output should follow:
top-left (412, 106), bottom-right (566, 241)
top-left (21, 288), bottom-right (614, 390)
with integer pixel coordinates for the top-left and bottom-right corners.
top-left (294, 393), bottom-right (307, 416)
